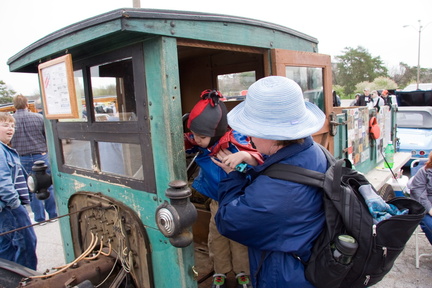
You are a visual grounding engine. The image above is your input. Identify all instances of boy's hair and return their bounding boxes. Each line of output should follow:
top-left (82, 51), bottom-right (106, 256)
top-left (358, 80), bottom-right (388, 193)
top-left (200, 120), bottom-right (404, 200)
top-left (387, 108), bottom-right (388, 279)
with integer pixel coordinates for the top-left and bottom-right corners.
top-left (13, 94), bottom-right (28, 110)
top-left (0, 112), bottom-right (15, 123)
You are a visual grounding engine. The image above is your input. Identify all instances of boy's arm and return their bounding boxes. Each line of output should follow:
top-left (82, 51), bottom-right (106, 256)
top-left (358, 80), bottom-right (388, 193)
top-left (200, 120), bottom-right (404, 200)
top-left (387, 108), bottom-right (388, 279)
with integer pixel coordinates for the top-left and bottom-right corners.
top-left (0, 153), bottom-right (21, 211)
top-left (212, 149), bottom-right (260, 173)
top-left (227, 150), bottom-right (259, 166)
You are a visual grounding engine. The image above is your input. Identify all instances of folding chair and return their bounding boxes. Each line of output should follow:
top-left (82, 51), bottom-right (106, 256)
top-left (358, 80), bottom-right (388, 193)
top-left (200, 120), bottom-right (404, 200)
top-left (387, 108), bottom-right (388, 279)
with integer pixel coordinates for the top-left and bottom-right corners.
top-left (410, 159), bottom-right (428, 177)
top-left (414, 225), bottom-right (432, 268)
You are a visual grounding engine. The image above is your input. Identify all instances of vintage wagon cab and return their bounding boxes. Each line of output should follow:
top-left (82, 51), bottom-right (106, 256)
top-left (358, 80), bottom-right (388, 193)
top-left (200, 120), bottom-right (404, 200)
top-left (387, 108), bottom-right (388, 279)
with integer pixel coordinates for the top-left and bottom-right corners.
top-left (3, 8), bottom-right (409, 288)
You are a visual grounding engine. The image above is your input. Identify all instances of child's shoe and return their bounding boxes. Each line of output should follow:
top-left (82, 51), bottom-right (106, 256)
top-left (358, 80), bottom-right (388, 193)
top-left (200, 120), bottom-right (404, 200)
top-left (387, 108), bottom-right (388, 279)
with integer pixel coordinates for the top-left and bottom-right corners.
top-left (235, 272), bottom-right (252, 288)
top-left (211, 273), bottom-right (227, 288)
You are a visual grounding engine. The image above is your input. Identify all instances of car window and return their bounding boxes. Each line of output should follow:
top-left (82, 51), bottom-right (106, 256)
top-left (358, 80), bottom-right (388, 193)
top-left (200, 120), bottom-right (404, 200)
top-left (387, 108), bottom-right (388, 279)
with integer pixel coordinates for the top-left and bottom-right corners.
top-left (397, 110), bottom-right (432, 128)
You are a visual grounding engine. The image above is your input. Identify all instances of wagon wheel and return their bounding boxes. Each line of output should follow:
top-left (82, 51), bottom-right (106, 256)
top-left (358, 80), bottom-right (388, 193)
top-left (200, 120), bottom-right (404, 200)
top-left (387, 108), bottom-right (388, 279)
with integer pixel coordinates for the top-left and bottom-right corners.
top-left (378, 183), bottom-right (396, 201)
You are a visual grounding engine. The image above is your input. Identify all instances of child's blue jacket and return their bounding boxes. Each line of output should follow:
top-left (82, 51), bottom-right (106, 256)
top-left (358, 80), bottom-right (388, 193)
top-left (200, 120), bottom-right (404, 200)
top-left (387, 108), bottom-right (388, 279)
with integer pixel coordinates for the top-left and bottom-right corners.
top-left (184, 130), bottom-right (262, 200)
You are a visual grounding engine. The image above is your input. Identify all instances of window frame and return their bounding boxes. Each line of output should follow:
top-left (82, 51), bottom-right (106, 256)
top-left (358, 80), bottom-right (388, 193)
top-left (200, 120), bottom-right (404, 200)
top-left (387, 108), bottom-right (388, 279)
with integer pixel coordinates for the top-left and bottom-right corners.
top-left (52, 44), bottom-right (155, 192)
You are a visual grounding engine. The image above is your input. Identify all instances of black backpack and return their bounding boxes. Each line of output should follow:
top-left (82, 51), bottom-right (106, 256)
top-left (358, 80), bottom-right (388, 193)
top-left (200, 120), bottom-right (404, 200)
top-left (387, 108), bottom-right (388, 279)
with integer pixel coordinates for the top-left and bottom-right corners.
top-left (263, 145), bottom-right (425, 288)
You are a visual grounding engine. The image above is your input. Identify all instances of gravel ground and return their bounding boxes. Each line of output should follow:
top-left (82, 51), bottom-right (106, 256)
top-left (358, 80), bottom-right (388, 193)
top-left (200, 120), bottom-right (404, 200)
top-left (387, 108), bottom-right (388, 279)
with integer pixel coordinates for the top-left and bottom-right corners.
top-left (33, 215), bottom-right (432, 287)
top-left (371, 230), bottom-right (432, 288)
top-left (29, 191), bottom-right (432, 288)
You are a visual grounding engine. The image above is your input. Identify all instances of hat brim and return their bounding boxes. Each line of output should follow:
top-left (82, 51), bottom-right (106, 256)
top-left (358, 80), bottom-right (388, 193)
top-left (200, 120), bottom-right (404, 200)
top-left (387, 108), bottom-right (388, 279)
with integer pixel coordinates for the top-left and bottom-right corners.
top-left (228, 101), bottom-right (325, 140)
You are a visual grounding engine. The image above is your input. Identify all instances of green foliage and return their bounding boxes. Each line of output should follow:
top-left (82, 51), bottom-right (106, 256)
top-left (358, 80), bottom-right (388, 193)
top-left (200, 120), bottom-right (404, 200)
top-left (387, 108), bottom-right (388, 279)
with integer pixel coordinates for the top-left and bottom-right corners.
top-left (355, 77), bottom-right (398, 94)
top-left (0, 80), bottom-right (16, 99)
top-left (334, 46), bottom-right (388, 96)
top-left (332, 85), bottom-right (345, 99)
top-left (0, 96), bottom-right (13, 104)
top-left (373, 76), bottom-right (398, 90)
top-left (92, 84), bottom-right (117, 97)
top-left (390, 62), bottom-right (432, 89)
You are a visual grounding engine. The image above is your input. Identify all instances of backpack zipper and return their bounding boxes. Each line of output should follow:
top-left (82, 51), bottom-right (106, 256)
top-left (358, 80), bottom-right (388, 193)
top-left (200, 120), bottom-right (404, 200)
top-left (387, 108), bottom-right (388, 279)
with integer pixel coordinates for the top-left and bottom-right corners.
top-left (364, 275), bottom-right (371, 285)
top-left (382, 247), bottom-right (387, 257)
top-left (363, 224), bottom-right (377, 286)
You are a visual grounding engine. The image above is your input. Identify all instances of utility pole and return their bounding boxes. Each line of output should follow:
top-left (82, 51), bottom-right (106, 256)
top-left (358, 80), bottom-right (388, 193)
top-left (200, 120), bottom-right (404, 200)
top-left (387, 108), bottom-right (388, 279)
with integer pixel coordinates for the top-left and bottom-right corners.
top-left (133, 0), bottom-right (141, 8)
top-left (404, 20), bottom-right (432, 90)
top-left (416, 20), bottom-right (422, 90)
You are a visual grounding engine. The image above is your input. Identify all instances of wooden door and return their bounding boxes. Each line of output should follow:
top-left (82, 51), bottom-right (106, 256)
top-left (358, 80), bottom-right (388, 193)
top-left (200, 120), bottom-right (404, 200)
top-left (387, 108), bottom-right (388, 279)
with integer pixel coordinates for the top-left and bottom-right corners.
top-left (270, 49), bottom-right (334, 153)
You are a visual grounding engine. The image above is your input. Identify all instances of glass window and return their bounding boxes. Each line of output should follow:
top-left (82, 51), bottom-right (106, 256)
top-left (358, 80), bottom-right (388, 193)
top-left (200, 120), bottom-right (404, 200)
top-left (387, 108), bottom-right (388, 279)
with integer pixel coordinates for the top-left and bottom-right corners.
top-left (285, 67), bottom-right (324, 110)
top-left (98, 142), bottom-right (144, 180)
top-left (55, 44), bottom-right (153, 191)
top-left (397, 111), bottom-right (432, 128)
top-left (62, 139), bottom-right (92, 170)
top-left (73, 70), bottom-right (87, 121)
top-left (217, 71), bottom-right (256, 101)
top-left (90, 58), bottom-right (137, 122)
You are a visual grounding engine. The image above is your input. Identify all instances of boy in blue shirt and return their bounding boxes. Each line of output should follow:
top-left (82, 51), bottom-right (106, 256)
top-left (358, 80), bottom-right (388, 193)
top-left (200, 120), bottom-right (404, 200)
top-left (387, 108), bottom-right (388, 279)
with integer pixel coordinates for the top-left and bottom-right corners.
top-left (185, 90), bottom-right (263, 288)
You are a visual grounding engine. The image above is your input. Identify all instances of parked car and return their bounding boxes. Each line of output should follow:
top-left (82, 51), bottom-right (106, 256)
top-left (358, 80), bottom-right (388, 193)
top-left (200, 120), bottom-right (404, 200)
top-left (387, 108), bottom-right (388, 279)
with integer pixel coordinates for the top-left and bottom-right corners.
top-left (397, 106), bottom-right (432, 165)
top-left (402, 83), bottom-right (432, 91)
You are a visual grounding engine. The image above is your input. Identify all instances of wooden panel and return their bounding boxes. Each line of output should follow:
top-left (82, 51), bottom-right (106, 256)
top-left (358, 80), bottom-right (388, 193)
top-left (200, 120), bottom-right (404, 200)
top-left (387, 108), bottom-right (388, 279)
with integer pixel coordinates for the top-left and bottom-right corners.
top-left (193, 208), bottom-right (211, 245)
top-left (270, 49), bottom-right (334, 153)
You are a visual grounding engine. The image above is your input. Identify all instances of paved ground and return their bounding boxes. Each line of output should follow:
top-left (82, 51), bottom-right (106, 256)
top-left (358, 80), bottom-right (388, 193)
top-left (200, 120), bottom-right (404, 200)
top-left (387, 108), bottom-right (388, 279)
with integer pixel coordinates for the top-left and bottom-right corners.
top-left (370, 230), bottom-right (432, 288)
top-left (28, 211), bottom-right (65, 273)
top-left (30, 209), bottom-right (432, 287)
top-left (33, 220), bottom-right (65, 273)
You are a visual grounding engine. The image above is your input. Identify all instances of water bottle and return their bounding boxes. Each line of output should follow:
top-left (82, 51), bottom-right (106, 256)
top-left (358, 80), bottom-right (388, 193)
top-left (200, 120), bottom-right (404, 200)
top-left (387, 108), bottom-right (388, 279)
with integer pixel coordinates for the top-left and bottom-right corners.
top-left (332, 235), bottom-right (358, 265)
top-left (384, 143), bottom-right (395, 168)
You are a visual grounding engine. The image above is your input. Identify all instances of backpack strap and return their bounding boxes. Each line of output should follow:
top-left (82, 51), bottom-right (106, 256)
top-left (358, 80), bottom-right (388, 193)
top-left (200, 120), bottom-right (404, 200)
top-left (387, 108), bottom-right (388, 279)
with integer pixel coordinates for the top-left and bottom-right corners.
top-left (262, 163), bottom-right (325, 188)
top-left (262, 145), bottom-right (352, 203)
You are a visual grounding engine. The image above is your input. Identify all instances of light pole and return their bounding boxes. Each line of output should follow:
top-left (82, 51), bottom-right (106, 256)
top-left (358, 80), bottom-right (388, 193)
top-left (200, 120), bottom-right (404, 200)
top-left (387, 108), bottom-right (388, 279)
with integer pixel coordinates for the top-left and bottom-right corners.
top-left (133, 0), bottom-right (141, 8)
top-left (403, 20), bottom-right (431, 90)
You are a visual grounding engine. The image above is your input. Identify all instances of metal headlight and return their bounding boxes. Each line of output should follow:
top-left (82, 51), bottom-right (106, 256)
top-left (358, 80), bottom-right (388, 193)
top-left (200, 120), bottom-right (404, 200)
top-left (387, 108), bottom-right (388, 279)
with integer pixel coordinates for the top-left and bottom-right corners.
top-left (27, 160), bottom-right (52, 200)
top-left (27, 175), bottom-right (37, 193)
top-left (156, 204), bottom-right (180, 237)
top-left (155, 180), bottom-right (197, 247)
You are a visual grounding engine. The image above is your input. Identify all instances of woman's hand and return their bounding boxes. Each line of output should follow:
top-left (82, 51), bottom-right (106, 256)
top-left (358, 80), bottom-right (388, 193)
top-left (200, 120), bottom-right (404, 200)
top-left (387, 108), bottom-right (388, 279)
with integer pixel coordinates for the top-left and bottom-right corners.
top-left (211, 148), bottom-right (237, 173)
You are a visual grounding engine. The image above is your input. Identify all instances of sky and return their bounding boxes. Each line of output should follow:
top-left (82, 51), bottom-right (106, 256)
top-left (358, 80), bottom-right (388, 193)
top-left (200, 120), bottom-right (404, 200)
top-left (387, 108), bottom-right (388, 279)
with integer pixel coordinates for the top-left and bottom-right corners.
top-left (1, 0), bottom-right (432, 95)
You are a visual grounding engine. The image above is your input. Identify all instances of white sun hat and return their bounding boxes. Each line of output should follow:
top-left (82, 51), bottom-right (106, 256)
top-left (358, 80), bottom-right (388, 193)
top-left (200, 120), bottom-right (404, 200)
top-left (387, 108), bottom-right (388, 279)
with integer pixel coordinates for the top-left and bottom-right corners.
top-left (228, 76), bottom-right (325, 140)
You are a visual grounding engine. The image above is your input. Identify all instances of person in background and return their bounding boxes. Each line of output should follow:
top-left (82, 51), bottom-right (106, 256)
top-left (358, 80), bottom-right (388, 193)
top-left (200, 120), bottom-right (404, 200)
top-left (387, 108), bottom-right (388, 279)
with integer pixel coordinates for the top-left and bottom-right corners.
top-left (184, 89), bottom-right (263, 288)
top-left (380, 90), bottom-right (392, 107)
top-left (332, 90), bottom-right (341, 107)
top-left (11, 95), bottom-right (58, 225)
top-left (350, 93), bottom-right (361, 106)
top-left (356, 88), bottom-right (371, 106)
top-left (367, 90), bottom-right (385, 111)
top-left (408, 151), bottom-right (432, 245)
top-left (213, 76), bottom-right (327, 288)
top-left (0, 112), bottom-right (37, 270)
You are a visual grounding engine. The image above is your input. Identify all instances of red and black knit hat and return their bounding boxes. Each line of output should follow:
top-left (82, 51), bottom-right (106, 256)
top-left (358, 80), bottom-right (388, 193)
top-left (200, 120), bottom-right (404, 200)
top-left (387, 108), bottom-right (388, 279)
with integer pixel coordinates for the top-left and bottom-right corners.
top-left (187, 89), bottom-right (228, 138)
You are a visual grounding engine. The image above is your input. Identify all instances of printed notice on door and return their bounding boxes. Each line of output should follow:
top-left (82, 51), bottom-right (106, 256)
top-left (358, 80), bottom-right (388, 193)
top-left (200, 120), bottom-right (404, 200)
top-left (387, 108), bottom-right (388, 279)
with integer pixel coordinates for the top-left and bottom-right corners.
top-left (38, 54), bottom-right (79, 119)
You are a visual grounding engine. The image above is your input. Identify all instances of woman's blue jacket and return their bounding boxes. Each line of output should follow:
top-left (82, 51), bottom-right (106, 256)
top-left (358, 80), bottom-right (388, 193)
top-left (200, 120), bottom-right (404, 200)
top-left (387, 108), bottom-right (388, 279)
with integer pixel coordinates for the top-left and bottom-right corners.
top-left (215, 137), bottom-right (327, 288)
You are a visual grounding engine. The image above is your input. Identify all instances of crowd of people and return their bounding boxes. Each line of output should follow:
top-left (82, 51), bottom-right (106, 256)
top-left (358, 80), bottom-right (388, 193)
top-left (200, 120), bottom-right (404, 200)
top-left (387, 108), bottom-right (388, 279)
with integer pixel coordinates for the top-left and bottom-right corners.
top-left (349, 87), bottom-right (394, 110)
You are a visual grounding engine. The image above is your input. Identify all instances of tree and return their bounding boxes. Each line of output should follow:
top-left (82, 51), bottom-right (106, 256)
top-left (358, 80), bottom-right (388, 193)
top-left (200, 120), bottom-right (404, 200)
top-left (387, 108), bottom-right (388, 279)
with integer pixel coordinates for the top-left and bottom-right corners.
top-left (0, 80), bottom-right (16, 104)
top-left (390, 62), bottom-right (432, 89)
top-left (355, 77), bottom-right (398, 93)
top-left (334, 46), bottom-right (388, 96)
